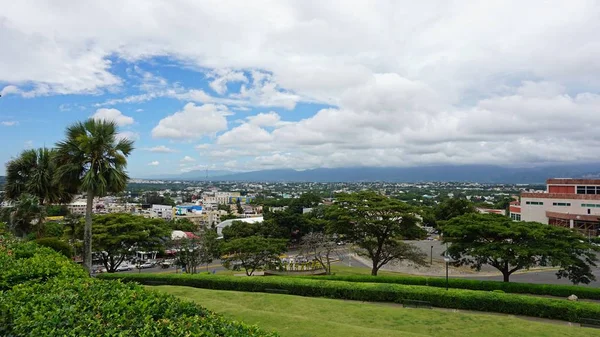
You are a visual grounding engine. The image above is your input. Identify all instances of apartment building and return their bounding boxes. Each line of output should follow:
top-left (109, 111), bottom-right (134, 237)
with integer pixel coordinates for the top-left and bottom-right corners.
top-left (510, 178), bottom-right (600, 236)
top-left (151, 204), bottom-right (173, 220)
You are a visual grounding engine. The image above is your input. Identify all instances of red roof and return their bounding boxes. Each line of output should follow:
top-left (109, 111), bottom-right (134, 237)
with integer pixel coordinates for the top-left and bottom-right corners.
top-left (184, 232), bottom-right (199, 239)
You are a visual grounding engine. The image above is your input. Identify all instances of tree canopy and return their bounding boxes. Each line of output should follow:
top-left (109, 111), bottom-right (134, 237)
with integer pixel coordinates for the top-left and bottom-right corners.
top-left (90, 213), bottom-right (171, 272)
top-left (221, 236), bottom-right (287, 276)
top-left (328, 191), bottom-right (427, 275)
top-left (434, 198), bottom-right (477, 222)
top-left (442, 213), bottom-right (598, 283)
top-left (54, 118), bottom-right (134, 274)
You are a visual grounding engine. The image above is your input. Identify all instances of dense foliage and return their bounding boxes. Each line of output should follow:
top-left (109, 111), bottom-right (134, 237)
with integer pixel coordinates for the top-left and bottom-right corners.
top-left (34, 237), bottom-right (73, 258)
top-left (221, 236), bottom-right (287, 276)
top-left (98, 273), bottom-right (600, 323)
top-left (297, 274), bottom-right (600, 300)
top-left (328, 191), bottom-right (427, 275)
top-left (0, 238), bottom-right (277, 337)
top-left (443, 213), bottom-right (598, 283)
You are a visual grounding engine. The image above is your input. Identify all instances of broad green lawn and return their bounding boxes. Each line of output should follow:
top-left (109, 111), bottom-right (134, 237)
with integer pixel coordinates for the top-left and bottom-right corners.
top-left (154, 285), bottom-right (600, 337)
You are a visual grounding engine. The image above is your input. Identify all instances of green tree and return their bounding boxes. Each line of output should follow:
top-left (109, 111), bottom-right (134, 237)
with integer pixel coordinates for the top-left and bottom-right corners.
top-left (434, 198), bottom-right (476, 222)
top-left (221, 236), bottom-right (287, 276)
top-left (442, 213), bottom-right (598, 283)
top-left (169, 218), bottom-right (197, 232)
top-left (43, 221), bottom-right (64, 238)
top-left (198, 229), bottom-right (220, 271)
top-left (236, 199), bottom-right (243, 214)
top-left (35, 237), bottom-right (73, 258)
top-left (54, 119), bottom-right (134, 274)
top-left (328, 191), bottom-right (427, 276)
top-left (221, 220), bottom-right (286, 241)
top-left (4, 148), bottom-right (74, 205)
top-left (3, 194), bottom-right (46, 238)
top-left (217, 204), bottom-right (232, 213)
top-left (46, 205), bottom-right (69, 217)
top-left (92, 213), bottom-right (170, 272)
top-left (288, 192), bottom-right (321, 214)
top-left (300, 232), bottom-right (337, 274)
top-left (62, 213), bottom-right (83, 257)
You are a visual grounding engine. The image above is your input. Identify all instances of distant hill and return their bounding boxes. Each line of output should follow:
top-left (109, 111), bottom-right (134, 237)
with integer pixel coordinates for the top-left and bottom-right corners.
top-left (141, 163), bottom-right (600, 183)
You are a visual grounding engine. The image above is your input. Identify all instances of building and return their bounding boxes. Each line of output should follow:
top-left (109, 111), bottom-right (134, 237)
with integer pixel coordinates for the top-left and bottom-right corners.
top-left (151, 204), bottom-right (173, 220)
top-left (67, 200), bottom-right (87, 215)
top-left (510, 178), bottom-right (600, 236)
top-left (216, 216), bottom-right (264, 238)
top-left (476, 207), bottom-right (506, 216)
top-left (202, 191), bottom-right (241, 205)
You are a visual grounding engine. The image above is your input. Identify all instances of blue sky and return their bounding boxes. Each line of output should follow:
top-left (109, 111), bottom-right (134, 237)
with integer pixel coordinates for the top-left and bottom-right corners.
top-left (2, 1), bottom-right (600, 178)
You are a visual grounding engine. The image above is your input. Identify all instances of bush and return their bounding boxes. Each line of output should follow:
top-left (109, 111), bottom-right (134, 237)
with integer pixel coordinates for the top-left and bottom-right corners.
top-left (98, 273), bottom-right (600, 323)
top-left (0, 239), bottom-right (86, 290)
top-left (34, 237), bottom-right (73, 258)
top-left (0, 277), bottom-right (276, 337)
top-left (294, 274), bottom-right (600, 300)
top-left (1, 237), bottom-right (277, 337)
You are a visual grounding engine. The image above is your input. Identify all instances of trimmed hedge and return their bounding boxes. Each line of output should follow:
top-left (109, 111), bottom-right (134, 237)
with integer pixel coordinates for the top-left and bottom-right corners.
top-left (294, 274), bottom-right (600, 300)
top-left (0, 239), bottom-right (87, 290)
top-left (0, 238), bottom-right (277, 337)
top-left (98, 273), bottom-right (600, 323)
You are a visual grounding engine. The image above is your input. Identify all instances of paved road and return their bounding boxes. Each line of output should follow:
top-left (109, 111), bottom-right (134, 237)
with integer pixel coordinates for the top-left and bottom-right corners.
top-left (467, 270), bottom-right (600, 286)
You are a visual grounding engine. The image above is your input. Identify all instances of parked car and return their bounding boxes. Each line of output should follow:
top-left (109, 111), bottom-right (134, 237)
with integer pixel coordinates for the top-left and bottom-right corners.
top-left (137, 262), bottom-right (154, 269)
top-left (116, 264), bottom-right (133, 272)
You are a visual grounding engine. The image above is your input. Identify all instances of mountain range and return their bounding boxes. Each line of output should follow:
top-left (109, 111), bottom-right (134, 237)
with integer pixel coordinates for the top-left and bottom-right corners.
top-left (145, 163), bottom-right (600, 184)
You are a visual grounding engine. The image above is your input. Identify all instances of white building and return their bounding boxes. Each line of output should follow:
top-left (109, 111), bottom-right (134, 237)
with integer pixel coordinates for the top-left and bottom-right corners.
top-left (67, 200), bottom-right (87, 215)
top-left (510, 178), bottom-right (600, 236)
top-left (216, 216), bottom-right (264, 238)
top-left (151, 204), bottom-right (173, 220)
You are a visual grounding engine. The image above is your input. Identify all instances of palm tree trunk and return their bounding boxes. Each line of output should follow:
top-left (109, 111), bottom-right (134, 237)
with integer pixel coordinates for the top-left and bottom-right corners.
top-left (83, 190), bottom-right (94, 275)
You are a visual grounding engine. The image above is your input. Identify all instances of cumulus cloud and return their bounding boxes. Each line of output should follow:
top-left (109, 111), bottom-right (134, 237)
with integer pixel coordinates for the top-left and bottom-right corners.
top-left (152, 103), bottom-right (229, 139)
top-left (91, 108), bottom-right (134, 126)
top-left (181, 155), bottom-right (196, 162)
top-left (145, 145), bottom-right (177, 153)
top-left (3, 2), bottom-right (600, 170)
top-left (207, 69), bottom-right (248, 95)
top-left (116, 131), bottom-right (140, 142)
top-left (148, 161), bottom-right (160, 166)
top-left (1, 121), bottom-right (18, 126)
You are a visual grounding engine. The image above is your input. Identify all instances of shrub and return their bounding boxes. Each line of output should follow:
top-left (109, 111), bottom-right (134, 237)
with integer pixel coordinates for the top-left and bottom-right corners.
top-left (0, 239), bottom-right (86, 290)
top-left (98, 273), bottom-right (600, 323)
top-left (0, 277), bottom-right (276, 337)
top-left (34, 237), bottom-right (73, 258)
top-left (294, 274), bottom-right (600, 300)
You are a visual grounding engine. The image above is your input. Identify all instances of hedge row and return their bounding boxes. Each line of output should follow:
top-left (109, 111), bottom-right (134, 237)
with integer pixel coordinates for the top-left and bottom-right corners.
top-left (0, 238), bottom-right (276, 337)
top-left (292, 274), bottom-right (600, 300)
top-left (98, 273), bottom-right (600, 323)
top-left (0, 239), bottom-right (87, 290)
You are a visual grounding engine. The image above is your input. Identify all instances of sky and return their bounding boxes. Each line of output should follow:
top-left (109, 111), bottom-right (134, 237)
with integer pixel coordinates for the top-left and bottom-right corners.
top-left (1, 1), bottom-right (600, 178)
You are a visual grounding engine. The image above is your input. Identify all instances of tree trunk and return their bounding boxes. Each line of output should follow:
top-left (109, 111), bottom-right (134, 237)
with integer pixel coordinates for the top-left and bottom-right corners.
top-left (502, 271), bottom-right (510, 282)
top-left (371, 260), bottom-right (379, 276)
top-left (83, 190), bottom-right (94, 275)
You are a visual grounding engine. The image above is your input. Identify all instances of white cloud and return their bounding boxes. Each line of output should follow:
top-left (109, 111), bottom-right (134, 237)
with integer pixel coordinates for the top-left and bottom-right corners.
top-left (148, 161), bottom-right (160, 166)
top-left (136, 108), bottom-right (144, 112)
top-left (195, 144), bottom-right (211, 150)
top-left (246, 112), bottom-right (281, 127)
top-left (1, 121), bottom-right (18, 126)
top-left (181, 155), bottom-right (196, 162)
top-left (207, 69), bottom-right (248, 94)
top-left (145, 145), bottom-right (177, 153)
top-left (3, 2), bottom-right (600, 170)
top-left (152, 103), bottom-right (229, 139)
top-left (91, 108), bottom-right (134, 126)
top-left (116, 131), bottom-right (140, 142)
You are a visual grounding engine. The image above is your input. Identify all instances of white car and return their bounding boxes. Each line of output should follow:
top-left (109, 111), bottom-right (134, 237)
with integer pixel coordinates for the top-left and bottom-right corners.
top-left (138, 262), bottom-right (154, 269)
top-left (116, 264), bottom-right (133, 272)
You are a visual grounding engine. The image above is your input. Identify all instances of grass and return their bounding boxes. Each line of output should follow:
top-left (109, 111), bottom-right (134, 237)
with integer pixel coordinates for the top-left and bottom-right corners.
top-left (153, 285), bottom-right (600, 337)
top-left (329, 264), bottom-right (408, 276)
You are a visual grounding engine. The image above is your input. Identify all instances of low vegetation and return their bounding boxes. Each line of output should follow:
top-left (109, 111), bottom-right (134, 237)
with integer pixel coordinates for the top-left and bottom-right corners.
top-left (0, 238), bottom-right (277, 337)
top-left (297, 274), bottom-right (600, 300)
top-left (98, 273), bottom-right (600, 323)
top-left (157, 286), bottom-right (600, 337)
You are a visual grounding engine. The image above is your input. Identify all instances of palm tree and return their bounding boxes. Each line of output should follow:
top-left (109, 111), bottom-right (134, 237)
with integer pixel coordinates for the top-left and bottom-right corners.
top-left (54, 119), bottom-right (134, 274)
top-left (5, 194), bottom-right (46, 238)
top-left (4, 148), bottom-right (74, 205)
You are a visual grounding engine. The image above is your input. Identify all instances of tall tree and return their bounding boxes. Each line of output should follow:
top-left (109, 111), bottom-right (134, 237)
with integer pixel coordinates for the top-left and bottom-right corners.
top-left (91, 214), bottom-right (171, 272)
top-left (3, 194), bottom-right (46, 238)
top-left (434, 198), bottom-right (476, 222)
top-left (329, 191), bottom-right (427, 276)
top-left (4, 148), bottom-right (74, 205)
top-left (54, 119), bottom-right (134, 274)
top-left (443, 213), bottom-right (598, 283)
top-left (221, 236), bottom-right (287, 276)
top-left (300, 232), bottom-right (337, 274)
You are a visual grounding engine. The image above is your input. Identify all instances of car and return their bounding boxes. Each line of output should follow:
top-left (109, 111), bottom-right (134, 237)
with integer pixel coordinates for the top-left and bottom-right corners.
top-left (137, 262), bottom-right (155, 269)
top-left (337, 241), bottom-right (345, 246)
top-left (116, 264), bottom-right (133, 271)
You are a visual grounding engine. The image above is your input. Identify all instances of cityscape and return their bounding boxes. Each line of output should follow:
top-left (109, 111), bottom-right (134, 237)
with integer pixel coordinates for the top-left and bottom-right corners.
top-left (2, 1), bottom-right (600, 337)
